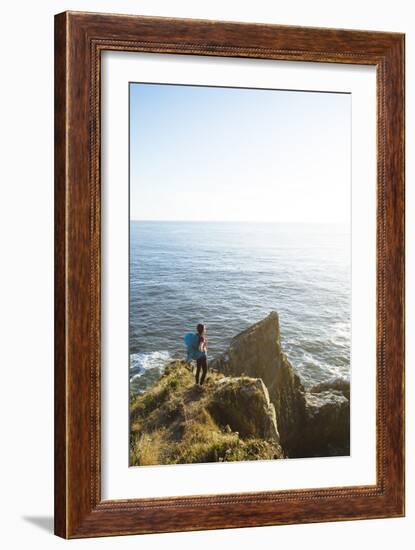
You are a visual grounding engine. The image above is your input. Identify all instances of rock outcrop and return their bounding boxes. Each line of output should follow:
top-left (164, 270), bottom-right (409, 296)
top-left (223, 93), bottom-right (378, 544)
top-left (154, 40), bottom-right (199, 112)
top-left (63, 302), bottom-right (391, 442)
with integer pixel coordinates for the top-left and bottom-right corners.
top-left (208, 377), bottom-right (280, 443)
top-left (302, 379), bottom-right (350, 457)
top-left (211, 312), bottom-right (306, 455)
top-left (130, 312), bottom-right (350, 464)
top-left (211, 312), bottom-right (350, 458)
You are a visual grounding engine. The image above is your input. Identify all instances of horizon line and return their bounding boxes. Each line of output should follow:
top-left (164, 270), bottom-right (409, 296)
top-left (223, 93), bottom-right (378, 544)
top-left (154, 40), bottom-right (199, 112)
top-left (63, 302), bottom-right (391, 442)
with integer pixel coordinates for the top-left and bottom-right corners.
top-left (130, 219), bottom-right (349, 225)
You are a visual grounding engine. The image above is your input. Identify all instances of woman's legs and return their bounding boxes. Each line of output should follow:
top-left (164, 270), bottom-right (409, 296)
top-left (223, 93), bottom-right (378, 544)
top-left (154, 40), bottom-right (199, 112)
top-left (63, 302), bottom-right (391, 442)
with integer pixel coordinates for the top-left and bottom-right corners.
top-left (195, 359), bottom-right (201, 384)
top-left (200, 355), bottom-right (208, 385)
top-left (196, 355), bottom-right (208, 385)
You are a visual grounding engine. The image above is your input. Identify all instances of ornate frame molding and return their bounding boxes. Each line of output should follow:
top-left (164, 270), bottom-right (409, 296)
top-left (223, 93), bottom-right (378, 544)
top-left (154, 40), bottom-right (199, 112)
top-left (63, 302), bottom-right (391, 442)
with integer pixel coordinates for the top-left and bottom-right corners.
top-left (55, 11), bottom-right (405, 538)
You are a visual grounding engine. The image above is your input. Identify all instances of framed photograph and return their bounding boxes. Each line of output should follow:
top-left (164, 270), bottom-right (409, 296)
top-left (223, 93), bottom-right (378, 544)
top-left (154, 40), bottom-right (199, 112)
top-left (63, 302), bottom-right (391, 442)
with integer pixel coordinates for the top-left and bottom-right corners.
top-left (54, 11), bottom-right (405, 538)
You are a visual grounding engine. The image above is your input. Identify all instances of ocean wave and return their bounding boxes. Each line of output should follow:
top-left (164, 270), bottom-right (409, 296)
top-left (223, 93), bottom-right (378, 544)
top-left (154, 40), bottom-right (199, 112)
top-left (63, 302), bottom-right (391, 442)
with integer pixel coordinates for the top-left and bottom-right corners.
top-left (294, 349), bottom-right (350, 387)
top-left (130, 351), bottom-right (171, 381)
top-left (130, 351), bottom-right (172, 395)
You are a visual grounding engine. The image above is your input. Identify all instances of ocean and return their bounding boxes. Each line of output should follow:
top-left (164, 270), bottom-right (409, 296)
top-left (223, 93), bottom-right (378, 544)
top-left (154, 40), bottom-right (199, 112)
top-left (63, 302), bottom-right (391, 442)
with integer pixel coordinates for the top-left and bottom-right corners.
top-left (129, 221), bottom-right (350, 395)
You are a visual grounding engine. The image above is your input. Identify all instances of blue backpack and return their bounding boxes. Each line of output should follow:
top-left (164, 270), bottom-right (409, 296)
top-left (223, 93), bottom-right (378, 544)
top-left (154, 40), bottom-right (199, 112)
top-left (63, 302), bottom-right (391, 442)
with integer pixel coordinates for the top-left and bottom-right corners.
top-left (184, 332), bottom-right (203, 361)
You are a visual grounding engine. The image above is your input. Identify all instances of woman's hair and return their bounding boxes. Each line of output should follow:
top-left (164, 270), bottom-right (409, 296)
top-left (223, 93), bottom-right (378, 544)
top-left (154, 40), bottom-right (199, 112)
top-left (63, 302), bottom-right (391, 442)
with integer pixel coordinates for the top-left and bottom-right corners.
top-left (196, 323), bottom-right (205, 335)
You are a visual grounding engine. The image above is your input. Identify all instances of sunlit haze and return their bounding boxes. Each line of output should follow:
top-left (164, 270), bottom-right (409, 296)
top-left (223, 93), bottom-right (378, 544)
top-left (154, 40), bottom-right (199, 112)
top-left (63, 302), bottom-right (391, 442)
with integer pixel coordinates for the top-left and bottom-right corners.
top-left (130, 83), bottom-right (351, 224)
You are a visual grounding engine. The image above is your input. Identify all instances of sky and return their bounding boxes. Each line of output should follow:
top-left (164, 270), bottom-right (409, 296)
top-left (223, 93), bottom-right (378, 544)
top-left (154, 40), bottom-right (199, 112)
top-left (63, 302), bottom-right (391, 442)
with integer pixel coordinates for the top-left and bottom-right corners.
top-left (129, 83), bottom-right (351, 224)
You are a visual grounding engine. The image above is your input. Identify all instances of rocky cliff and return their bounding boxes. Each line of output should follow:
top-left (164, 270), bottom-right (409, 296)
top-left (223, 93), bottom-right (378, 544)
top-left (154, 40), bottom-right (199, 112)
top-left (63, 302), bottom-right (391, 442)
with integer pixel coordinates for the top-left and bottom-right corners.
top-left (211, 312), bottom-right (350, 457)
top-left (130, 361), bottom-right (284, 466)
top-left (303, 380), bottom-right (350, 456)
top-left (130, 312), bottom-right (350, 464)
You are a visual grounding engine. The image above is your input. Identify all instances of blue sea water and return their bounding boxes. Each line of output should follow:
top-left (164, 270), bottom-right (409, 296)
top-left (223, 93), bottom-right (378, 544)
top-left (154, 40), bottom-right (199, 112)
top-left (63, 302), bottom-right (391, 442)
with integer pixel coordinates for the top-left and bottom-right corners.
top-left (129, 221), bottom-right (350, 394)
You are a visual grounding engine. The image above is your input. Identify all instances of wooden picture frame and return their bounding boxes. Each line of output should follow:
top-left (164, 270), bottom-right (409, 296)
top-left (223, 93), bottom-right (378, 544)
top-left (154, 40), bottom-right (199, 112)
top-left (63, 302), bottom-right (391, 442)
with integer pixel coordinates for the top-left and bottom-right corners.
top-left (54, 11), bottom-right (405, 538)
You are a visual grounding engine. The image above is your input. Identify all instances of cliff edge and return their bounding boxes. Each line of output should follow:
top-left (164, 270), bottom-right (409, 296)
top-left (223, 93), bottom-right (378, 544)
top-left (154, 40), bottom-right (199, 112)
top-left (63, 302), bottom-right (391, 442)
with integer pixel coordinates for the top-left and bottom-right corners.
top-left (130, 361), bottom-right (284, 466)
top-left (211, 311), bottom-right (350, 457)
top-left (130, 311), bottom-right (350, 464)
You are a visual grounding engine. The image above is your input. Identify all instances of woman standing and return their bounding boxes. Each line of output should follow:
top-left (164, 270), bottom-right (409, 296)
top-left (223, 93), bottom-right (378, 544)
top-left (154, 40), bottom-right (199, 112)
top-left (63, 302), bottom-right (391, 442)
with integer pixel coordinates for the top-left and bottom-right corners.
top-left (195, 323), bottom-right (208, 386)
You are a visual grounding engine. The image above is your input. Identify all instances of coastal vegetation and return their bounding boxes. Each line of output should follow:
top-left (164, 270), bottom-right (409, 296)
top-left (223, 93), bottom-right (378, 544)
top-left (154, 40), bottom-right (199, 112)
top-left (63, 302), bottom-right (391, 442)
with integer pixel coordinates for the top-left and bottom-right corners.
top-left (130, 312), bottom-right (350, 466)
top-left (130, 361), bottom-right (283, 466)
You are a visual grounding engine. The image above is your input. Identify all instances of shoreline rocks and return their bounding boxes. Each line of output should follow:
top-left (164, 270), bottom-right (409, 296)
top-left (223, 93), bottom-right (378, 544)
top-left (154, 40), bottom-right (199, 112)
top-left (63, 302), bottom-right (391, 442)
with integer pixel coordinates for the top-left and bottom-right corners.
top-left (211, 311), bottom-right (350, 458)
top-left (130, 311), bottom-right (350, 464)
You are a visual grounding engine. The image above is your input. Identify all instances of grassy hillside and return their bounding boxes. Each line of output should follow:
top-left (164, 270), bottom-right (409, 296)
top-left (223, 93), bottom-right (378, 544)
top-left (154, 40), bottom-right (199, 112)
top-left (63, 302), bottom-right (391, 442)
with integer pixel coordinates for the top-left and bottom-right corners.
top-left (130, 360), bottom-right (283, 466)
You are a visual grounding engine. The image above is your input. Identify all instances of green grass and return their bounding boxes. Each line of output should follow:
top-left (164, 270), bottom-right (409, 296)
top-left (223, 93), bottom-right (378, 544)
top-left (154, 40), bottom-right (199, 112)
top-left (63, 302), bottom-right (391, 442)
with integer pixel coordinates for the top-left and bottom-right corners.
top-left (129, 360), bottom-right (283, 466)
